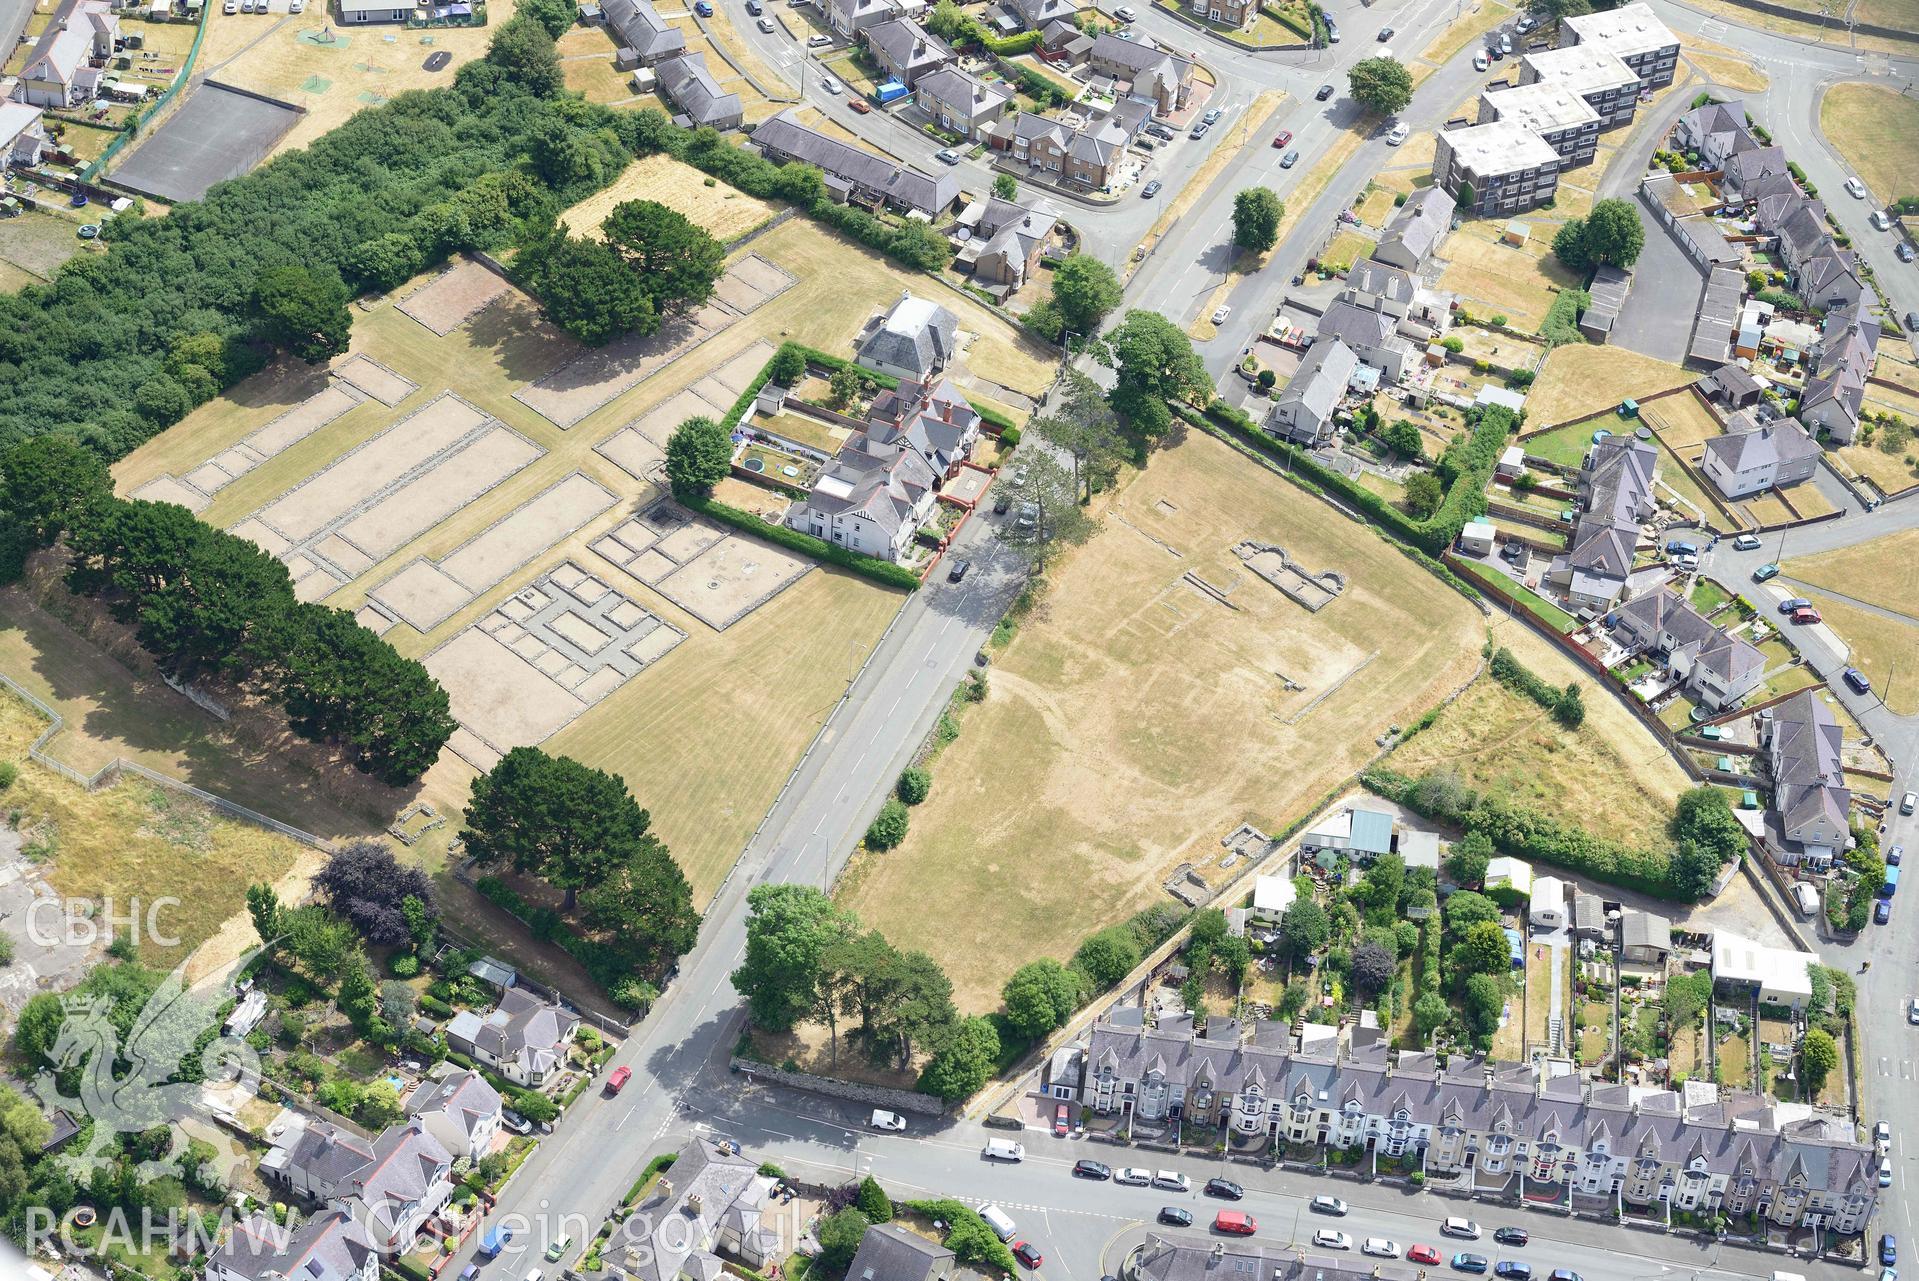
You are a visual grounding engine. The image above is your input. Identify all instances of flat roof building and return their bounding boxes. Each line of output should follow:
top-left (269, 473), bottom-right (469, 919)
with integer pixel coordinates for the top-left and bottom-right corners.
top-left (1562, 2), bottom-right (1680, 89)
top-left (1520, 44), bottom-right (1641, 128)
top-left (1432, 120), bottom-right (1562, 216)
top-left (1477, 79), bottom-right (1601, 167)
top-left (1711, 930), bottom-right (1815, 1009)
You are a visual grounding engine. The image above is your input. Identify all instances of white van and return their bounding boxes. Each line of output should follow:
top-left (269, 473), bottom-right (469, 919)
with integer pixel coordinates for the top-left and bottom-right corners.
top-left (980, 1205), bottom-right (1018, 1242)
top-left (983, 1138), bottom-right (1025, 1162)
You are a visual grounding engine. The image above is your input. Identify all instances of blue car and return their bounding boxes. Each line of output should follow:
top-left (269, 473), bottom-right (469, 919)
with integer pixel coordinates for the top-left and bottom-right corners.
top-left (1495, 1265), bottom-right (1532, 1281)
top-left (1883, 1235), bottom-right (1898, 1267)
top-left (1878, 899), bottom-right (1892, 925)
top-left (1452, 1256), bottom-right (1489, 1274)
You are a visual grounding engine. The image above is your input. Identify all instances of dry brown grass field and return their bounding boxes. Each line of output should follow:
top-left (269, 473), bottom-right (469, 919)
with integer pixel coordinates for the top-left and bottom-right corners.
top-left (560, 153), bottom-right (780, 244)
top-left (835, 429), bottom-right (1484, 1011)
top-left (1819, 83), bottom-right (1919, 205)
top-left (1528, 344), bottom-right (1694, 426)
top-left (1784, 529), bottom-right (1919, 615)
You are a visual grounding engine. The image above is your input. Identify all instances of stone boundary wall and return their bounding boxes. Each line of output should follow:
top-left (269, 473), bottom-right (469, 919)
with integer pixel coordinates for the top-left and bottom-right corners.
top-left (728, 1057), bottom-right (946, 1114)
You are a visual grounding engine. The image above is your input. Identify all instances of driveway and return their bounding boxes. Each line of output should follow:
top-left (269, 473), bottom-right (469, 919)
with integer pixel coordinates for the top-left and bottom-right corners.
top-left (1609, 195), bottom-right (1705, 363)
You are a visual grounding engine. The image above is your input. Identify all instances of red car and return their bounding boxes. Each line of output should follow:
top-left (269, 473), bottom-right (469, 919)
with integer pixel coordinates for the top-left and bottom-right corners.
top-left (1013, 1242), bottom-right (1043, 1269)
top-left (850, 98), bottom-right (872, 114)
top-left (1408, 1245), bottom-right (1441, 1265)
top-left (605, 1065), bottom-right (632, 1095)
top-left (1214, 1211), bottom-right (1257, 1236)
top-left (1791, 606), bottom-right (1822, 625)
top-left (1271, 129), bottom-right (1293, 148)
top-left (1053, 1103), bottom-right (1071, 1136)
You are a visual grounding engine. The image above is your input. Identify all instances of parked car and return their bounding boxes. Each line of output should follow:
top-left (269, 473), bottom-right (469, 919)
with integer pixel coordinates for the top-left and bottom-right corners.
top-left (1115, 3), bottom-right (1136, 16)
top-left (1205, 1178), bottom-right (1244, 1200)
top-left (1498, 32), bottom-right (1512, 51)
top-left (1845, 667), bottom-right (1872, 695)
top-left (758, 15), bottom-right (775, 28)
top-left (1074, 1159), bottom-right (1112, 1180)
top-left (1316, 82), bottom-right (1336, 100)
top-left (222, 0), bottom-right (237, 13)
top-left (1492, 1228), bottom-right (1528, 1247)
top-left (1664, 538), bottom-right (1698, 555)
top-left (819, 73), bottom-right (841, 92)
top-left (1877, 899), bottom-right (1892, 925)
top-left (1146, 122), bottom-right (1175, 140)
top-left (1880, 1122), bottom-right (1895, 1144)
top-left (1752, 563), bottom-right (1780, 582)
top-left (1891, 845), bottom-right (1904, 866)
top-left (605, 1066), bottom-right (632, 1095)
top-left (1313, 1231), bottom-right (1354, 1251)
top-left (1203, 107), bottom-right (1223, 124)
top-left (1515, 14), bottom-right (1535, 30)
top-left (1900, 242), bottom-right (1916, 263)
top-left (1272, 129), bottom-right (1293, 148)
top-left (1453, 1257), bottom-right (1489, 1274)
top-left (1159, 1208), bottom-right (1193, 1227)
top-left (1847, 177), bottom-right (1869, 199)
top-left (1189, 121), bottom-right (1210, 139)
top-left (1014, 1242), bottom-right (1043, 1269)
top-left (1473, 51), bottom-right (1489, 69)
top-left (1778, 597), bottom-right (1810, 613)
top-left (1141, 180), bottom-right (1162, 198)
top-left (1052, 1102), bottom-right (1071, 1135)
top-left (849, 96), bottom-right (871, 112)
top-left (1363, 1240), bottom-right (1401, 1259)
top-left (1732, 533), bottom-right (1762, 550)
top-left (1153, 1171), bottom-right (1191, 1193)
top-left (870, 1109), bottom-right (906, 1131)
top-left (1903, 790), bottom-right (1917, 815)
top-left (1386, 121), bottom-right (1409, 145)
top-left (1885, 1236), bottom-right (1900, 1268)
top-left (1214, 1212), bottom-right (1257, 1236)
top-left (1548, 1271), bottom-right (1582, 1281)
top-left (1116, 1167), bottom-right (1152, 1187)
top-left (1872, 210), bottom-right (1893, 231)
top-left (694, 1), bottom-right (713, 14)
top-left (502, 1110), bottom-right (532, 1135)
top-left (1376, 24), bottom-right (1394, 37)
top-left (1791, 606), bottom-right (1822, 625)
top-left (984, 1139), bottom-right (1025, 1161)
top-left (1909, 997), bottom-right (1919, 1025)
top-left (1211, 304), bottom-right (1231, 324)
top-left (1884, 1165), bottom-right (1896, 1189)
top-left (1494, 1264), bottom-right (1532, 1280)
top-left (1311, 1196), bottom-right (1348, 1215)
top-left (1409, 1246), bottom-right (1442, 1265)
top-left (545, 1237), bottom-right (572, 1263)
top-left (806, 32), bottom-right (832, 45)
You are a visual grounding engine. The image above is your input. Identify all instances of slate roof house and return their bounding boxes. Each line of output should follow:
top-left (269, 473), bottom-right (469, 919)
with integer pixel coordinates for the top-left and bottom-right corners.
top-left (1007, 0), bottom-right (1079, 29)
top-left (1315, 297), bottom-right (1415, 383)
top-left (444, 987), bottom-right (579, 1086)
top-left (1086, 33), bottom-right (1194, 114)
top-left (1608, 587), bottom-right (1764, 711)
top-left (915, 66), bottom-right (1012, 142)
top-left (826, 0), bottom-right (922, 37)
top-left (657, 51), bottom-right (743, 129)
top-left (602, 1139), bottom-right (784, 1281)
top-left (404, 1068), bottom-right (503, 1160)
top-left (751, 109), bottom-right (958, 216)
top-left (601, 0), bottom-right (686, 66)
top-left (1763, 689), bottom-right (1851, 868)
top-left (984, 110), bottom-right (1130, 190)
top-left (0, 103), bottom-right (49, 171)
top-left (1721, 145), bottom-right (1789, 200)
top-left (1800, 305), bottom-right (1878, 444)
top-left (856, 294), bottom-right (959, 381)
top-left (260, 1121), bottom-right (454, 1256)
top-left (846, 1224), bottom-right (957, 1281)
top-left (1546, 437), bottom-right (1655, 610)
top-left (1083, 1014), bottom-right (1877, 1232)
top-left (15, 0), bottom-right (116, 107)
top-left (864, 17), bottom-right (952, 86)
top-left (788, 375), bottom-right (980, 561)
top-left (1697, 363), bottom-right (1764, 409)
top-left (1671, 99), bottom-right (1754, 171)
top-left (957, 195), bottom-right (1058, 290)
top-left (1266, 338), bottom-right (1357, 447)
top-left (1701, 418), bottom-right (1820, 499)
top-left (207, 1211), bottom-right (379, 1281)
top-left (1372, 187), bottom-right (1453, 270)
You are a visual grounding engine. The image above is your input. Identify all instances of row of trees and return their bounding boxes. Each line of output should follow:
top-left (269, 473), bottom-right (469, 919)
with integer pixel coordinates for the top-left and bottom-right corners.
top-left (733, 885), bottom-right (997, 1100)
top-left (0, 13), bottom-right (637, 458)
top-left (0, 437), bottom-right (454, 784)
top-left (515, 198), bottom-right (727, 347)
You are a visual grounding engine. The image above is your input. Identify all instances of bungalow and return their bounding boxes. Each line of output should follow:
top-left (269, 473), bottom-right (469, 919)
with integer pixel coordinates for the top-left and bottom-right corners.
top-left (657, 51), bottom-right (743, 130)
top-left (601, 0), bottom-right (686, 65)
top-left (338, 0), bottom-right (409, 21)
top-left (208, 1211), bottom-right (378, 1281)
top-left (1301, 805), bottom-right (1395, 859)
top-left (1700, 417), bottom-right (1820, 499)
top-left (1711, 929), bottom-right (1816, 1010)
top-left (1528, 874), bottom-right (1568, 929)
top-left (915, 66), bottom-right (1011, 142)
top-left (1086, 33), bottom-right (1193, 114)
top-left (752, 109), bottom-right (958, 216)
top-left (1608, 587), bottom-right (1765, 711)
top-left (864, 17), bottom-right (952, 86)
top-left (857, 293), bottom-right (959, 382)
top-left (1266, 338), bottom-right (1357, 447)
top-left (444, 987), bottom-right (579, 1087)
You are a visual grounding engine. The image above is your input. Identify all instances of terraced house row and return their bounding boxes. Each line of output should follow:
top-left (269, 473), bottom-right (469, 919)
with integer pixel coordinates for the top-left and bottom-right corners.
top-left (1075, 1014), bottom-right (1878, 1232)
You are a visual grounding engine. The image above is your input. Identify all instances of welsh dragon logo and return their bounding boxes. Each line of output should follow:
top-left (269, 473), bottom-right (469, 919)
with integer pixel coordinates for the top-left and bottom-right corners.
top-left (31, 947), bottom-right (265, 1186)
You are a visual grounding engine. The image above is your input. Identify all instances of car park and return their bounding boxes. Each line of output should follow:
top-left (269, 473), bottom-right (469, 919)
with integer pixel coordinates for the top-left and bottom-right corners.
top-left (1075, 1159), bottom-right (1112, 1179)
top-left (1159, 1207), bottom-right (1194, 1227)
top-left (1753, 563), bottom-right (1780, 581)
top-left (1363, 1239), bottom-right (1401, 1259)
top-left (1014, 1242), bottom-right (1043, 1269)
top-left (1281, 150), bottom-right (1299, 167)
top-left (1312, 1196), bottom-right (1348, 1215)
top-left (1492, 1228), bottom-right (1528, 1247)
top-left (1272, 129), bottom-right (1293, 147)
top-left (1847, 177), bottom-right (1869, 198)
top-left (1314, 1231), bottom-right (1354, 1251)
top-left (1733, 533), bottom-right (1762, 550)
top-left (1495, 1264), bottom-right (1532, 1280)
top-left (1117, 1168), bottom-right (1152, 1187)
top-left (1453, 1257), bottom-right (1489, 1274)
top-left (1204, 1178), bottom-right (1243, 1199)
top-left (1153, 1171), bottom-right (1191, 1193)
top-left (1409, 1247), bottom-right (1442, 1265)
top-left (1215, 1212), bottom-right (1258, 1236)
top-left (1141, 180), bottom-right (1162, 198)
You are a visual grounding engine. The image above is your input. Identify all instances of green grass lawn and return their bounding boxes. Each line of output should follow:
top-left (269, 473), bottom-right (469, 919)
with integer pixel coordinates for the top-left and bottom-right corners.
top-left (1456, 558), bottom-right (1577, 632)
top-left (1690, 578), bottom-right (1733, 617)
top-left (1520, 413), bottom-right (1629, 469)
top-left (1659, 694), bottom-right (1701, 730)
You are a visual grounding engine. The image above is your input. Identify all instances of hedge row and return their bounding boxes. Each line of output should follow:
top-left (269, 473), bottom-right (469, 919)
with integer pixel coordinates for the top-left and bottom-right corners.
top-left (687, 496), bottom-right (923, 591)
top-left (1489, 645), bottom-right (1562, 712)
top-left (473, 874), bottom-right (634, 992)
top-left (904, 1199), bottom-right (1020, 1273)
top-left (1194, 398), bottom-right (1515, 556)
top-left (1365, 766), bottom-right (1687, 899)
